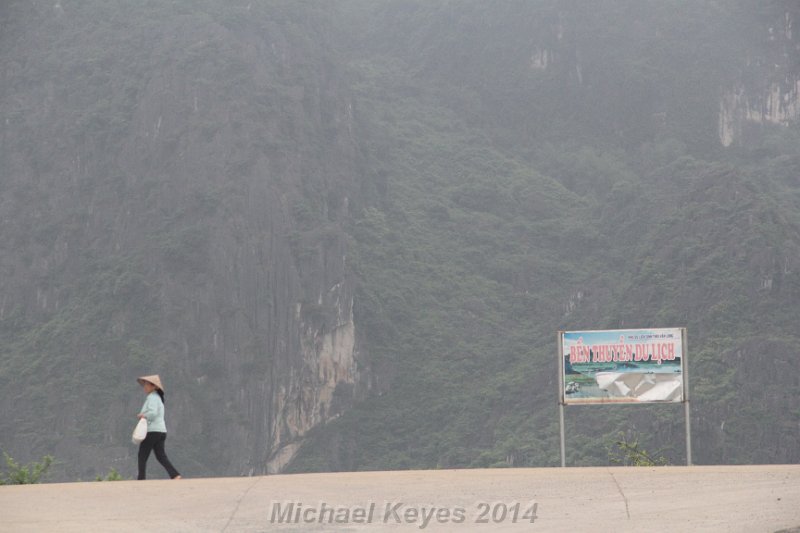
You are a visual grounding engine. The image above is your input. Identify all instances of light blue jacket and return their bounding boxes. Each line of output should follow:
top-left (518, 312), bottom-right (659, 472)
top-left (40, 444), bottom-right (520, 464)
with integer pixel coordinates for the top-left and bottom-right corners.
top-left (138, 391), bottom-right (167, 433)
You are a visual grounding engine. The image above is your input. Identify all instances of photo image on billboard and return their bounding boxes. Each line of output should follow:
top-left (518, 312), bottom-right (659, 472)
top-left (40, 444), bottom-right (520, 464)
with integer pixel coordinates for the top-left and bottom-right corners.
top-left (560, 328), bottom-right (685, 405)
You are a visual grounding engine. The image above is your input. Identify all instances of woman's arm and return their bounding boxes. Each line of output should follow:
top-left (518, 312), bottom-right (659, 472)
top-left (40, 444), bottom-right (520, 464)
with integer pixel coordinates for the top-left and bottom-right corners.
top-left (138, 395), bottom-right (157, 422)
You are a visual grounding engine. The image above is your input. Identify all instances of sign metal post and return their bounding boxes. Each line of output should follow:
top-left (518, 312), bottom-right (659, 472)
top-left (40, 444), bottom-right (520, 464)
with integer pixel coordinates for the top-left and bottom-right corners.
top-left (557, 332), bottom-right (566, 467)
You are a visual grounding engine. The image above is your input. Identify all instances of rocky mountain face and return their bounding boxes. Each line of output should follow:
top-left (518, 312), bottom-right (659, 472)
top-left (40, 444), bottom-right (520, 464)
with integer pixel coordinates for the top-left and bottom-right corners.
top-left (1, 1), bottom-right (800, 480)
top-left (287, 1), bottom-right (800, 471)
top-left (720, 4), bottom-right (800, 146)
top-left (0, 1), bottom-right (368, 479)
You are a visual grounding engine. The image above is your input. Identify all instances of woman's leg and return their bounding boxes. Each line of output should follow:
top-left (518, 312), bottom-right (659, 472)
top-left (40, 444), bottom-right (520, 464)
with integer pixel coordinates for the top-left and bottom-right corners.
top-left (137, 433), bottom-right (157, 480)
top-left (152, 432), bottom-right (181, 479)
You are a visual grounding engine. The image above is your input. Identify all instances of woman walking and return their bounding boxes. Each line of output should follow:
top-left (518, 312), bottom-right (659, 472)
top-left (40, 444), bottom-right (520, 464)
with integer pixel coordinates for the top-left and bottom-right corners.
top-left (136, 374), bottom-right (182, 480)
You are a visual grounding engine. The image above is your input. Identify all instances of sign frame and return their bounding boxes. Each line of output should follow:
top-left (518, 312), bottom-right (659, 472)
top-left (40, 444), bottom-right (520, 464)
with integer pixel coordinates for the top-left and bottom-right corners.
top-left (556, 328), bottom-right (691, 466)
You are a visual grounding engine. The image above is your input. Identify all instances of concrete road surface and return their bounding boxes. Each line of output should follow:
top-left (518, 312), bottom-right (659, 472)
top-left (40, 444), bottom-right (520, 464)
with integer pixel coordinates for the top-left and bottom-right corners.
top-left (1, 465), bottom-right (799, 532)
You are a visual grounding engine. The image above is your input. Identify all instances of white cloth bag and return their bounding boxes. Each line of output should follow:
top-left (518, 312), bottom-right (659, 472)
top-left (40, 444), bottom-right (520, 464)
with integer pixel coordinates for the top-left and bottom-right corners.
top-left (132, 418), bottom-right (148, 444)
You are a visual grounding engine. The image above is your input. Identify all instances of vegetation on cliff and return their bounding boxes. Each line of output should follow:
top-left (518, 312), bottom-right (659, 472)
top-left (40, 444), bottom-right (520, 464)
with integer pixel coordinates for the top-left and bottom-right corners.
top-left (1, 1), bottom-right (799, 478)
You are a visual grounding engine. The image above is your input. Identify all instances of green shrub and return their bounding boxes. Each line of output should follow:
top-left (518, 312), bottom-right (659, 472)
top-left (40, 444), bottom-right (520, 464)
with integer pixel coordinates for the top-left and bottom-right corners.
top-left (607, 434), bottom-right (669, 467)
top-left (0, 452), bottom-right (55, 485)
top-left (95, 467), bottom-right (125, 481)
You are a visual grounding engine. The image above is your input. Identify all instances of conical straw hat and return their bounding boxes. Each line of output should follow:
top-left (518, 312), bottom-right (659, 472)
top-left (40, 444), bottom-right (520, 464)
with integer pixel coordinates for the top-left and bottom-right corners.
top-left (137, 374), bottom-right (164, 392)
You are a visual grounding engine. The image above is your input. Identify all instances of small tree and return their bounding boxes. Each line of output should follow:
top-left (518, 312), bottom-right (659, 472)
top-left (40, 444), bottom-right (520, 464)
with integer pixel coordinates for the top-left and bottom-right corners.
top-left (1, 452), bottom-right (55, 484)
top-left (608, 433), bottom-right (669, 466)
top-left (95, 467), bottom-right (125, 481)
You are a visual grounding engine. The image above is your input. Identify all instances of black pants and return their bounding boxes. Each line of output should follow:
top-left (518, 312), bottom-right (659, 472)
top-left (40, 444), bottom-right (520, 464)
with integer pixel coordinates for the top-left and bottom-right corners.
top-left (138, 432), bottom-right (180, 480)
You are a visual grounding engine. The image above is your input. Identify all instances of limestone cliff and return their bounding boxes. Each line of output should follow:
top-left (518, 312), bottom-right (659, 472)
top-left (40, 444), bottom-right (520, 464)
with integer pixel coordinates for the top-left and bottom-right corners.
top-left (0, 1), bottom-right (368, 479)
top-left (719, 6), bottom-right (800, 146)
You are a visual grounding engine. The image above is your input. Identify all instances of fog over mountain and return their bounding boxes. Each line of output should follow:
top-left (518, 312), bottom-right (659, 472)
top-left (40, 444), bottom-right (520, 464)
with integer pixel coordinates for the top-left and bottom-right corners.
top-left (1, 1), bottom-right (799, 481)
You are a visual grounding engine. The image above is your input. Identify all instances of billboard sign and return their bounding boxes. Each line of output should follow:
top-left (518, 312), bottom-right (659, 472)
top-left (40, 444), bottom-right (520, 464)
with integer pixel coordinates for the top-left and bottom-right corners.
top-left (559, 328), bottom-right (686, 405)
